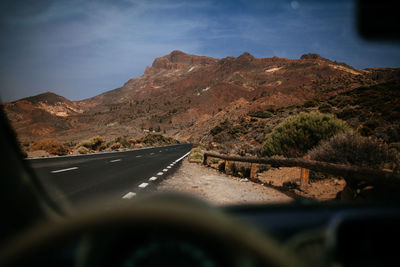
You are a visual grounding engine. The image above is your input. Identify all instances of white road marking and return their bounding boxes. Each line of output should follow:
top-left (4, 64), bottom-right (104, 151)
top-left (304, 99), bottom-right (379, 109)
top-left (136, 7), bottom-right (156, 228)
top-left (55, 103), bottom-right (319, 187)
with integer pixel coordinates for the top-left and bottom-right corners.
top-left (138, 183), bottom-right (148, 188)
top-left (167, 166), bottom-right (171, 169)
top-left (150, 153), bottom-right (154, 155)
top-left (51, 167), bottom-right (78, 173)
top-left (157, 172), bottom-right (163, 176)
top-left (149, 177), bottom-right (157, 181)
top-left (174, 151), bottom-right (191, 163)
top-left (163, 169), bottom-right (168, 172)
top-left (159, 150), bottom-right (162, 152)
top-left (122, 192), bottom-right (136, 199)
top-left (110, 159), bottom-right (121, 162)
top-left (136, 155), bottom-right (142, 158)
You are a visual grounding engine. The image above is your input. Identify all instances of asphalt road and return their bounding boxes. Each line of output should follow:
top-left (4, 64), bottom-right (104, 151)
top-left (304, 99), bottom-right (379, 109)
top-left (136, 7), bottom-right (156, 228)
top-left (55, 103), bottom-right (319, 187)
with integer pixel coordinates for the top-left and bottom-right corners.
top-left (26, 144), bottom-right (192, 206)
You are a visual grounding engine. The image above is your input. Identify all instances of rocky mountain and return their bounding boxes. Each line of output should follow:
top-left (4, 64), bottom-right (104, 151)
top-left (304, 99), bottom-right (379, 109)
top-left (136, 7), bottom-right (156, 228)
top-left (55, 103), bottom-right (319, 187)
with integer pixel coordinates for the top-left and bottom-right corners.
top-left (3, 92), bottom-right (83, 138)
top-left (2, 50), bottom-right (400, 149)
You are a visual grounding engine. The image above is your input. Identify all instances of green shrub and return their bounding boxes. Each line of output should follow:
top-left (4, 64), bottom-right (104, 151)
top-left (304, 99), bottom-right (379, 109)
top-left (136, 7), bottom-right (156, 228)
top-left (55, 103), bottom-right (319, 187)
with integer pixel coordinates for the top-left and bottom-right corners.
top-left (78, 146), bottom-right (89, 154)
top-left (261, 112), bottom-right (350, 157)
top-left (248, 110), bottom-right (273, 118)
top-left (308, 132), bottom-right (399, 170)
top-left (79, 136), bottom-right (104, 150)
top-left (189, 147), bottom-right (204, 163)
top-left (32, 138), bottom-right (69, 156)
top-left (110, 142), bottom-right (121, 151)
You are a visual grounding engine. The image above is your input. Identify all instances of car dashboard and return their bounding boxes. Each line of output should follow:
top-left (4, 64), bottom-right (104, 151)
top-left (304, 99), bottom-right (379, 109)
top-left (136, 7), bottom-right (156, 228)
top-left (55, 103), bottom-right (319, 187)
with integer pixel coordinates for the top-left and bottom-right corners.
top-left (16, 200), bottom-right (400, 267)
top-left (227, 202), bottom-right (400, 267)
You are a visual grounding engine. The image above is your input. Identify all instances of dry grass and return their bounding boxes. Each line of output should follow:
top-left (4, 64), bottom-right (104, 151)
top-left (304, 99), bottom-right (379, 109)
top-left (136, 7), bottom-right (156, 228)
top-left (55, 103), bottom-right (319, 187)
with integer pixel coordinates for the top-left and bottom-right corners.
top-left (31, 138), bottom-right (69, 156)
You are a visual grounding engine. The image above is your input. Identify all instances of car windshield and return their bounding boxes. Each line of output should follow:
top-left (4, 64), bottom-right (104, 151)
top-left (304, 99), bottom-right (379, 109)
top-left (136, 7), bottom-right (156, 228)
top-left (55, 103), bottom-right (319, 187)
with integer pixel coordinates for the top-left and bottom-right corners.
top-left (1, 0), bottom-right (399, 208)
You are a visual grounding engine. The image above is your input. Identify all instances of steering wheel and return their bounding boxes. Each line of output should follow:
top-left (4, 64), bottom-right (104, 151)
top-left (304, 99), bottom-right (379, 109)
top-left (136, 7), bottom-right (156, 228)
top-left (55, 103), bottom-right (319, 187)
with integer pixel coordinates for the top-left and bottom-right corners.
top-left (0, 194), bottom-right (302, 267)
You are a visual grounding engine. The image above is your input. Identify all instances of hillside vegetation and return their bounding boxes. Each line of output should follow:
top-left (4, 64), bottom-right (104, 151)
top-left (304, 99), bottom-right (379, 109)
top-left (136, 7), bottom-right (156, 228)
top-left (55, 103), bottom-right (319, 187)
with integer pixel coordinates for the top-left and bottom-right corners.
top-left (200, 81), bottom-right (400, 160)
top-left (27, 134), bottom-right (179, 157)
top-left (261, 112), bottom-right (349, 157)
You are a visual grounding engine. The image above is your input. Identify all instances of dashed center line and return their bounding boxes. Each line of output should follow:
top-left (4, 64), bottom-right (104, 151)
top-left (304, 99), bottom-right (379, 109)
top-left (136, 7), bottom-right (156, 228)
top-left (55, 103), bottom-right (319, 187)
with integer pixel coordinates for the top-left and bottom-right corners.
top-left (122, 149), bottom-right (191, 200)
top-left (138, 183), bottom-right (148, 188)
top-left (122, 192), bottom-right (136, 199)
top-left (51, 167), bottom-right (78, 173)
top-left (110, 159), bottom-right (121, 162)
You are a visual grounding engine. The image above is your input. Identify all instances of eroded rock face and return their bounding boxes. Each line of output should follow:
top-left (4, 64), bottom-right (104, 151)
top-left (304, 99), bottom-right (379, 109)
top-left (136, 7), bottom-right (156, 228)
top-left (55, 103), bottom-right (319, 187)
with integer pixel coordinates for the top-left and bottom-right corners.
top-left (150, 50), bottom-right (217, 71)
top-left (3, 50), bottom-right (399, 144)
top-left (300, 53), bottom-right (323, 60)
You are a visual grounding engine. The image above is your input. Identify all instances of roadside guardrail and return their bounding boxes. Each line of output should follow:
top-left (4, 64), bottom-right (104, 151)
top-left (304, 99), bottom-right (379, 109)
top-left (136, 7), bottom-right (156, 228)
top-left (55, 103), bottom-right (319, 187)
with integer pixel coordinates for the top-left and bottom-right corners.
top-left (203, 152), bottom-right (400, 189)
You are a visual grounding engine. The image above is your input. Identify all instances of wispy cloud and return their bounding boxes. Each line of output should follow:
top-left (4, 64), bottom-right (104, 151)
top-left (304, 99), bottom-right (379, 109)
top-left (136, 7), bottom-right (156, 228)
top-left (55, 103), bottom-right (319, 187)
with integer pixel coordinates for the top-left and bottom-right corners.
top-left (1, 0), bottom-right (399, 102)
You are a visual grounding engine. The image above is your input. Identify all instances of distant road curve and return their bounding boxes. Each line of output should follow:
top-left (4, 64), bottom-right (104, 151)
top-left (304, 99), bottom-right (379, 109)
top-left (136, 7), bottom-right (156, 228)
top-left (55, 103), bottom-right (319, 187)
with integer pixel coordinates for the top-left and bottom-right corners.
top-left (27, 144), bottom-right (192, 206)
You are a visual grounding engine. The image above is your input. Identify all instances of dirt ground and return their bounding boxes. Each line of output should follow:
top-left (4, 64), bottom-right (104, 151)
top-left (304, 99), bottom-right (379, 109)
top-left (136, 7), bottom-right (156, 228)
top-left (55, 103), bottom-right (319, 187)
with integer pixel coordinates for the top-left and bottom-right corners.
top-left (256, 167), bottom-right (346, 201)
top-left (157, 158), bottom-right (347, 205)
top-left (157, 158), bottom-right (292, 205)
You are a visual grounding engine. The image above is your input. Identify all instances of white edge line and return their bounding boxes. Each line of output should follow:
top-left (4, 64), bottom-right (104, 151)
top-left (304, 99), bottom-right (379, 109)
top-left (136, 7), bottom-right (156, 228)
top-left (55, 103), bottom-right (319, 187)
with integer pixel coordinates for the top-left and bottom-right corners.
top-left (163, 169), bottom-right (168, 172)
top-left (138, 182), bottom-right (149, 188)
top-left (110, 159), bottom-right (121, 162)
top-left (174, 151), bottom-right (191, 163)
top-left (122, 192), bottom-right (136, 199)
top-left (51, 167), bottom-right (78, 173)
top-left (149, 177), bottom-right (157, 181)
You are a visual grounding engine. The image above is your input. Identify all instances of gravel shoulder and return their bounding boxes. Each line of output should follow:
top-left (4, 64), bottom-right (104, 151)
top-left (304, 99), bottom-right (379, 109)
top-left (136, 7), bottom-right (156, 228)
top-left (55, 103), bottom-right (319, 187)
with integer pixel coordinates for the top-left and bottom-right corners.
top-left (157, 158), bottom-right (292, 205)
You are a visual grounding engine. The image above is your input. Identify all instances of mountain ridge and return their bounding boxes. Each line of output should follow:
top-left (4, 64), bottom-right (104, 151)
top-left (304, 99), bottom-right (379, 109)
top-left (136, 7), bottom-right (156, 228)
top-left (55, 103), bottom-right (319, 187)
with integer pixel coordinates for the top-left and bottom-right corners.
top-left (3, 50), bottom-right (400, 149)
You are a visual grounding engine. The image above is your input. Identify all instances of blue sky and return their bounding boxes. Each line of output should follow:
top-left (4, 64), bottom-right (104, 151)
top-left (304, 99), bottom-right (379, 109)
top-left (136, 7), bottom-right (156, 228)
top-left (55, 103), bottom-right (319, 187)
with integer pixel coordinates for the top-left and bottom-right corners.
top-left (1, 0), bottom-right (399, 102)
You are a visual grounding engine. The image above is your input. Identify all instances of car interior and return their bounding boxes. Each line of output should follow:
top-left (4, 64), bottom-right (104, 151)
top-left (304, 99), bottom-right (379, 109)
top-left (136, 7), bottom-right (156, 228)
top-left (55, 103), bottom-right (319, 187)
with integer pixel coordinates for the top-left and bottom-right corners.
top-left (1, 1), bottom-right (400, 267)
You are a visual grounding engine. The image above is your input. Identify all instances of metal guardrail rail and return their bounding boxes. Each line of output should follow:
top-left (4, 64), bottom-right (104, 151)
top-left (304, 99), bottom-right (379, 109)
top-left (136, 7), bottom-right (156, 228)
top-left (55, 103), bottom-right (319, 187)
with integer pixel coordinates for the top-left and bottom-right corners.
top-left (203, 152), bottom-right (400, 187)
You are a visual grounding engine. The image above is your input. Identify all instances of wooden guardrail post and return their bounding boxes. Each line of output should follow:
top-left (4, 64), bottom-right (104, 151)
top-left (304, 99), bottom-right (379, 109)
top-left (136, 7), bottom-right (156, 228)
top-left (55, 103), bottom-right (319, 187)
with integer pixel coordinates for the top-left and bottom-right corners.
top-left (300, 168), bottom-right (310, 188)
top-left (300, 156), bottom-right (310, 188)
top-left (203, 153), bottom-right (208, 165)
top-left (200, 152), bottom-right (400, 188)
top-left (250, 163), bottom-right (258, 180)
